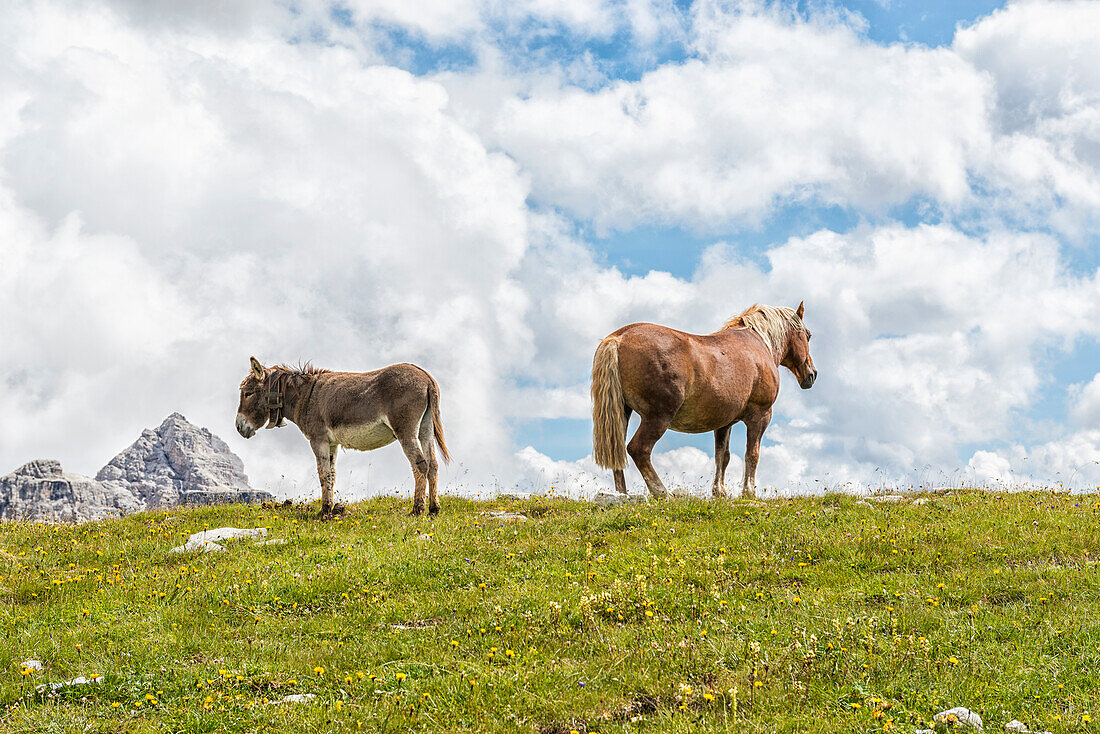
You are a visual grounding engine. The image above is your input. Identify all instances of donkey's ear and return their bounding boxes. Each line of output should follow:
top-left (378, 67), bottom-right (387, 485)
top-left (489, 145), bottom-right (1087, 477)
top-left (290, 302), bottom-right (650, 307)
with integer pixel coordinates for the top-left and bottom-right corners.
top-left (795, 301), bottom-right (805, 320)
top-left (250, 356), bottom-right (265, 379)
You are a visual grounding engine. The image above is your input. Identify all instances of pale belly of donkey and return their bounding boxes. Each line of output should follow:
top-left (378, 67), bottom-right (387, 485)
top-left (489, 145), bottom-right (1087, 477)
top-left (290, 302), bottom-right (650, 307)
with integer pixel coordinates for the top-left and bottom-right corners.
top-left (331, 420), bottom-right (397, 451)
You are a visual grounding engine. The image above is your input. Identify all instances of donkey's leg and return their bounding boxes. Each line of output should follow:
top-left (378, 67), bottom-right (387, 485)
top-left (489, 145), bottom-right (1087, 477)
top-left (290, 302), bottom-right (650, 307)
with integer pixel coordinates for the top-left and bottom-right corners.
top-left (627, 414), bottom-right (673, 499)
top-left (396, 426), bottom-right (430, 516)
top-left (418, 408), bottom-right (440, 515)
top-left (612, 406), bottom-right (633, 494)
top-left (712, 423), bottom-right (733, 498)
top-left (741, 408), bottom-right (772, 500)
top-left (312, 440), bottom-right (337, 517)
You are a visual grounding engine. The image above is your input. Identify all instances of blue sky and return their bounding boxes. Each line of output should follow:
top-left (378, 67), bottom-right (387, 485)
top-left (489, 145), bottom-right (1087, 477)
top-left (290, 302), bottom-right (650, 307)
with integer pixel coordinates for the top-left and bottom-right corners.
top-left (2, 0), bottom-right (1099, 497)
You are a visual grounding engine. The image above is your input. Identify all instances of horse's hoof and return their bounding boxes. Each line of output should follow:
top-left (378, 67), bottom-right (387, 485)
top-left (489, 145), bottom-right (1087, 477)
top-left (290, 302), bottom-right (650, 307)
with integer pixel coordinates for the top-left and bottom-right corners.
top-left (410, 506), bottom-right (426, 516)
top-left (428, 505), bottom-right (440, 516)
top-left (331, 503), bottom-right (347, 516)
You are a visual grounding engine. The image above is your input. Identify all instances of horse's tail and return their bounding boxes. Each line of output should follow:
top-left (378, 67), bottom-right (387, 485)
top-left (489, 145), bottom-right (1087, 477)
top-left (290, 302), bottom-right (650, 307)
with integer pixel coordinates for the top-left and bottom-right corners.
top-left (591, 336), bottom-right (627, 470)
top-left (424, 373), bottom-right (451, 464)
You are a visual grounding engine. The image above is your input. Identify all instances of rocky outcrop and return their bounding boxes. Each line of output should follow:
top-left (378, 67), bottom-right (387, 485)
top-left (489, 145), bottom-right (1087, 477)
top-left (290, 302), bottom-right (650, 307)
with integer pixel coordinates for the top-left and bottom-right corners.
top-left (0, 460), bottom-right (142, 523)
top-left (1, 414), bottom-right (273, 523)
top-left (96, 413), bottom-right (271, 509)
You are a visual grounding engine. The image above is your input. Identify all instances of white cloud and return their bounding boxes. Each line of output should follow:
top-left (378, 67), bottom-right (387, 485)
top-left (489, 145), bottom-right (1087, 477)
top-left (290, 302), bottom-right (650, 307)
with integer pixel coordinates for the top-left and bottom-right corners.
top-left (0, 1), bottom-right (535, 499)
top-left (1069, 374), bottom-right (1100, 428)
top-left (446, 1), bottom-right (993, 232)
top-left (2, 0), bottom-right (1099, 504)
top-left (443, 0), bottom-right (1100, 237)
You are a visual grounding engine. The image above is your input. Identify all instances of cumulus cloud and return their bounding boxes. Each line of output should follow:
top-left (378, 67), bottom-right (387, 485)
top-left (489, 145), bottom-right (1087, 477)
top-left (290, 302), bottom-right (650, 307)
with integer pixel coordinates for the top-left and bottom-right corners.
top-left (0, 1), bottom-right (535, 499)
top-left (2, 0), bottom-right (1099, 503)
top-left (445, 1), bottom-right (993, 232)
top-left (1069, 374), bottom-right (1100, 428)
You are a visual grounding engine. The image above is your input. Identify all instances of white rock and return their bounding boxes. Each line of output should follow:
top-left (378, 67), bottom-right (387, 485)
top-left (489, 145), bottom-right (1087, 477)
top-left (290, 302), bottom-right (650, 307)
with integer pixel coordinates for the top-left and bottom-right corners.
top-left (482, 510), bottom-right (527, 521)
top-left (36, 675), bottom-right (103, 694)
top-left (594, 492), bottom-right (648, 508)
top-left (915, 729), bottom-right (934, 734)
top-left (20, 659), bottom-right (42, 671)
top-left (856, 500), bottom-right (873, 507)
top-left (169, 527), bottom-right (266, 554)
top-left (934, 707), bottom-right (983, 730)
top-left (870, 494), bottom-right (907, 503)
top-left (272, 693), bottom-right (315, 704)
top-left (1005, 721), bottom-right (1027, 733)
top-left (253, 538), bottom-right (287, 546)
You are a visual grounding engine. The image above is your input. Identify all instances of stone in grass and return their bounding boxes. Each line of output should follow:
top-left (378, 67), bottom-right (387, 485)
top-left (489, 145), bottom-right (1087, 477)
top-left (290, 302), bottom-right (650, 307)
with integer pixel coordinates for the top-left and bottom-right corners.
top-left (482, 510), bottom-right (527, 521)
top-left (593, 491), bottom-right (648, 508)
top-left (20, 659), bottom-right (42, 671)
top-left (168, 527), bottom-right (267, 555)
top-left (1004, 721), bottom-right (1051, 734)
top-left (934, 707), bottom-right (983, 730)
top-left (272, 694), bottom-right (316, 704)
top-left (36, 676), bottom-right (104, 694)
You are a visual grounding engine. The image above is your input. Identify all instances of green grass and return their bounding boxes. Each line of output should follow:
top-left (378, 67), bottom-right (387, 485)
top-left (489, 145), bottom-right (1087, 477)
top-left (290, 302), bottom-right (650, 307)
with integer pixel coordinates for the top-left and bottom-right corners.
top-left (2, 491), bottom-right (1100, 733)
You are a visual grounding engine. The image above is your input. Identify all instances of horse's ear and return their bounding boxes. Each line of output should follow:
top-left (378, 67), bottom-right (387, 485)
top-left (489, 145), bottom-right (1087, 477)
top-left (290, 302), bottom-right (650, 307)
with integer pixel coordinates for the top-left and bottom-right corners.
top-left (250, 356), bottom-right (265, 379)
top-left (795, 301), bottom-right (805, 320)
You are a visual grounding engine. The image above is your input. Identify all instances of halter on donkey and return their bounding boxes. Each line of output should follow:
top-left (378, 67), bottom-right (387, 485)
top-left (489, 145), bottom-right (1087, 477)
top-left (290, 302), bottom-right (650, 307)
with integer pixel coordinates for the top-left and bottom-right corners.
top-left (591, 302), bottom-right (816, 499)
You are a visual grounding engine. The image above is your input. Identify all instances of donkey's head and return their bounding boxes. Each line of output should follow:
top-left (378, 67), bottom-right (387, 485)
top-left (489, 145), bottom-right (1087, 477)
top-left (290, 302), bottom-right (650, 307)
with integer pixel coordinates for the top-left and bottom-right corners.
top-left (780, 301), bottom-right (817, 389)
top-left (236, 356), bottom-right (270, 438)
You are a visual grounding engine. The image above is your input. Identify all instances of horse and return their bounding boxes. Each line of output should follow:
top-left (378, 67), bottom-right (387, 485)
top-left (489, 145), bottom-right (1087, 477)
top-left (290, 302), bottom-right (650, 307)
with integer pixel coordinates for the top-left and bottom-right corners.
top-left (591, 302), bottom-right (816, 500)
top-left (235, 358), bottom-right (450, 516)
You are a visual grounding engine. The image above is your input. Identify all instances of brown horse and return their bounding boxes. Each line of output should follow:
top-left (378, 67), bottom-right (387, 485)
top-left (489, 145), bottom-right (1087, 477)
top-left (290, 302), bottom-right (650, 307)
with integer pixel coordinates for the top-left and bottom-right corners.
top-left (591, 303), bottom-right (816, 499)
top-left (236, 358), bottom-right (450, 516)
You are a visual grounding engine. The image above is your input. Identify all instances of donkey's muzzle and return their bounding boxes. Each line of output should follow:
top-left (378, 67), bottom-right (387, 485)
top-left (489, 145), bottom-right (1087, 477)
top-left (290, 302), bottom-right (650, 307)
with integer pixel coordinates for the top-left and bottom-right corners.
top-left (800, 370), bottom-right (817, 390)
top-left (236, 414), bottom-right (257, 439)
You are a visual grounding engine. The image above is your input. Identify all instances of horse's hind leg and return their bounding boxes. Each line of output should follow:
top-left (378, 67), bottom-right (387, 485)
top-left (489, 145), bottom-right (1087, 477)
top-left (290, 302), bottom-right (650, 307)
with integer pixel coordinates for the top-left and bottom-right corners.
top-left (712, 423), bottom-right (733, 498)
top-left (418, 408), bottom-right (440, 515)
top-left (396, 424), bottom-right (430, 516)
top-left (627, 414), bottom-right (672, 499)
top-left (612, 406), bottom-right (632, 494)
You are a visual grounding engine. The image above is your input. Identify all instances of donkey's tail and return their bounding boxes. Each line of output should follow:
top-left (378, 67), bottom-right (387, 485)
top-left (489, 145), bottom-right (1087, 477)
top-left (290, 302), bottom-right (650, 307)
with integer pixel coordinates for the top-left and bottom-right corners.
top-left (427, 378), bottom-right (451, 465)
top-left (591, 336), bottom-right (627, 470)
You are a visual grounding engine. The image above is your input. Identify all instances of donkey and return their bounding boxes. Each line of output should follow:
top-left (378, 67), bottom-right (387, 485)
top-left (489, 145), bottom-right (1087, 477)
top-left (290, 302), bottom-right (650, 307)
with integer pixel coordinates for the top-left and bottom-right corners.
top-left (591, 302), bottom-right (816, 500)
top-left (236, 358), bottom-right (450, 516)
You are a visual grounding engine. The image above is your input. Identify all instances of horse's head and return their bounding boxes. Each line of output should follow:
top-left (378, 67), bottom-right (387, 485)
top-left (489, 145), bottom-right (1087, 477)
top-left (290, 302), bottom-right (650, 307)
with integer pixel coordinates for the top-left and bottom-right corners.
top-left (781, 301), bottom-right (817, 389)
top-left (236, 356), bottom-right (269, 438)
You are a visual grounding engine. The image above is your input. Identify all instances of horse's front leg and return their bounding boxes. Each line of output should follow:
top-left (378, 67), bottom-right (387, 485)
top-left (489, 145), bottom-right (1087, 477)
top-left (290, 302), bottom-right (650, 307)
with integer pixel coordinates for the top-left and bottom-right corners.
top-left (741, 409), bottom-right (771, 500)
top-left (712, 423), bottom-right (733, 498)
top-left (312, 440), bottom-right (337, 517)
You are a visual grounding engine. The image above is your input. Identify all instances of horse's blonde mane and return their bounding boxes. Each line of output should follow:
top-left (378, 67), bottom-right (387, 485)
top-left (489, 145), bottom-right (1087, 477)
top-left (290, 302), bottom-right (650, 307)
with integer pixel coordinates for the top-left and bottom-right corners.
top-left (722, 304), bottom-right (803, 362)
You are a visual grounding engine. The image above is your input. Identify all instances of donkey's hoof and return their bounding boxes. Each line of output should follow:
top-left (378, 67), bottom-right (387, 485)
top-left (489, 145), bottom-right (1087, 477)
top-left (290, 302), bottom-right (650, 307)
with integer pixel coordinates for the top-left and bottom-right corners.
top-left (410, 505), bottom-right (426, 516)
top-left (428, 505), bottom-right (440, 516)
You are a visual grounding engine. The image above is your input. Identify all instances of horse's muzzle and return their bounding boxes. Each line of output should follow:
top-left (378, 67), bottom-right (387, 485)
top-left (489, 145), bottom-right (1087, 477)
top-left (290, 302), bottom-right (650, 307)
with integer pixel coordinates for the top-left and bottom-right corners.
top-left (236, 414), bottom-right (257, 439)
top-left (800, 370), bottom-right (817, 390)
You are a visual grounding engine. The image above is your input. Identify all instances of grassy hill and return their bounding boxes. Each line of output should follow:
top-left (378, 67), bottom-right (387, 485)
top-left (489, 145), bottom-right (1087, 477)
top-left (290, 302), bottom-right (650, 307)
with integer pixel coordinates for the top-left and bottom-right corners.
top-left (2, 491), bottom-right (1099, 733)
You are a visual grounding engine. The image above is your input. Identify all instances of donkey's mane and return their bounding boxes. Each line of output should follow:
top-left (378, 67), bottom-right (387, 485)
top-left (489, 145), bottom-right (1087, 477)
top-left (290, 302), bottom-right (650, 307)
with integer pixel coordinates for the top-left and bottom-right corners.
top-left (240, 362), bottom-right (330, 389)
top-left (722, 304), bottom-right (803, 362)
